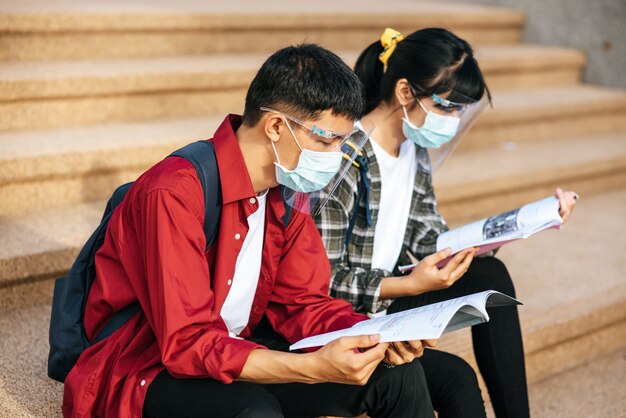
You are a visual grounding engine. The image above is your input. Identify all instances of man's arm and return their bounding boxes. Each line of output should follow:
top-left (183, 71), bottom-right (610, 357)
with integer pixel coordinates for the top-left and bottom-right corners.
top-left (239, 335), bottom-right (388, 385)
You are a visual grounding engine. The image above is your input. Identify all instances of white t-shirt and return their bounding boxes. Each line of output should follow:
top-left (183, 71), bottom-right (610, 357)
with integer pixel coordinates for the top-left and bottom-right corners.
top-left (370, 138), bottom-right (417, 272)
top-left (220, 190), bottom-right (268, 337)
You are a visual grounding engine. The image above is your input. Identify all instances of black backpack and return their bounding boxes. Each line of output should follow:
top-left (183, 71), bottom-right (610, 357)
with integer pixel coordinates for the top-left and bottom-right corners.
top-left (47, 141), bottom-right (293, 383)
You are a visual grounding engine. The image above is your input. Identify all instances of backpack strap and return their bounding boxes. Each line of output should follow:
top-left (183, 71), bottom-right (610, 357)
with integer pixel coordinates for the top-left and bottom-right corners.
top-left (344, 148), bottom-right (372, 248)
top-left (93, 141), bottom-right (221, 345)
top-left (170, 141), bottom-right (223, 250)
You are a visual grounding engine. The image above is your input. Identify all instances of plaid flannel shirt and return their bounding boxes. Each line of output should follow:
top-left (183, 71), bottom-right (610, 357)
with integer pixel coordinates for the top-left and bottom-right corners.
top-left (314, 139), bottom-right (448, 315)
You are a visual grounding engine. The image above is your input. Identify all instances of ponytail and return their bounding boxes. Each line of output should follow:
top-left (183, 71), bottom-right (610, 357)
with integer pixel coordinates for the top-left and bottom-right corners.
top-left (354, 40), bottom-right (386, 114)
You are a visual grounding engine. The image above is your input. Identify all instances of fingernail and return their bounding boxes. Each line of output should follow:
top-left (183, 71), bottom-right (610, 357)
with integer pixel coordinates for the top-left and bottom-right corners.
top-left (370, 334), bottom-right (381, 343)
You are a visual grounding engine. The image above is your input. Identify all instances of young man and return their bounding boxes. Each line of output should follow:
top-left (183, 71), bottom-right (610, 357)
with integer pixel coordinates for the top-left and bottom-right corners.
top-left (62, 44), bottom-right (436, 418)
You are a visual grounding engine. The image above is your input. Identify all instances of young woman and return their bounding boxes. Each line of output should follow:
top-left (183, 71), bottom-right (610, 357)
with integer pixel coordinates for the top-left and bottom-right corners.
top-left (315, 28), bottom-right (578, 418)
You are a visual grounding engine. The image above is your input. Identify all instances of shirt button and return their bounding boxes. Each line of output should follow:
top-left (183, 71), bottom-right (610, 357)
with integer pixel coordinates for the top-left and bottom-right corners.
top-left (227, 279), bottom-right (233, 286)
top-left (249, 197), bottom-right (256, 204)
top-left (140, 380), bottom-right (146, 387)
top-left (235, 233), bottom-right (241, 240)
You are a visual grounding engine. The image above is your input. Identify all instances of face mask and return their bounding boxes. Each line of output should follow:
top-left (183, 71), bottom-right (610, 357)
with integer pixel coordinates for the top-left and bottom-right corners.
top-left (271, 122), bottom-right (342, 193)
top-left (402, 100), bottom-right (460, 148)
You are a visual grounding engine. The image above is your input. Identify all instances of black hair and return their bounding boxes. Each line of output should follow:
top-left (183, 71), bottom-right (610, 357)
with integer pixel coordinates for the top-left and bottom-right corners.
top-left (354, 28), bottom-right (492, 114)
top-left (242, 43), bottom-right (365, 126)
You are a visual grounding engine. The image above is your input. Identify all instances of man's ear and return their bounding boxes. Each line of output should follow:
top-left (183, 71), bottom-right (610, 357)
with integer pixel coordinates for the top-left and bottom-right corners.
top-left (395, 78), bottom-right (415, 107)
top-left (263, 113), bottom-right (284, 144)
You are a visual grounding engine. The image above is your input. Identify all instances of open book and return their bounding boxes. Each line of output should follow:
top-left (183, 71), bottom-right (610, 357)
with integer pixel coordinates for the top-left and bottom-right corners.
top-left (290, 290), bottom-right (521, 351)
top-left (399, 196), bottom-right (565, 273)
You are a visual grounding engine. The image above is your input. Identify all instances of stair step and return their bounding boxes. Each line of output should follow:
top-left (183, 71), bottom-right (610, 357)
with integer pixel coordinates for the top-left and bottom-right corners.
top-left (2, 104), bottom-right (624, 217)
top-left (463, 84), bottom-right (626, 150)
top-left (1, 188), bottom-right (624, 417)
top-left (0, 44), bottom-right (584, 131)
top-left (0, 1), bottom-right (525, 61)
top-left (0, 201), bottom-right (104, 285)
top-left (526, 349), bottom-right (626, 418)
top-left (434, 132), bottom-right (626, 223)
top-left (436, 186), bottom-right (626, 397)
top-left (0, 118), bottom-right (221, 216)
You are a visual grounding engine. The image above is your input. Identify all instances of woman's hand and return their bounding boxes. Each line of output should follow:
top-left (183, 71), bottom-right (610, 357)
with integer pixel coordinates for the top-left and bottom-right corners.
top-left (402, 247), bottom-right (476, 295)
top-left (555, 187), bottom-right (579, 222)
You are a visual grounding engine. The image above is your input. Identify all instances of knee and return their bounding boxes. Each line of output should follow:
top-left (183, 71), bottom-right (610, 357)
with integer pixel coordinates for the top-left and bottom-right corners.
top-left (472, 257), bottom-right (516, 297)
top-left (439, 354), bottom-right (480, 389)
top-left (384, 360), bottom-right (430, 401)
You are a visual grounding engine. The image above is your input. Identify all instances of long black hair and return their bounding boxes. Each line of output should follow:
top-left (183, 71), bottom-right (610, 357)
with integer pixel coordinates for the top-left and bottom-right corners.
top-left (354, 28), bottom-right (491, 114)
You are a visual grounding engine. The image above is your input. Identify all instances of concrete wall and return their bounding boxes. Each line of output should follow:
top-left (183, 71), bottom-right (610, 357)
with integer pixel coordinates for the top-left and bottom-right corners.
top-left (487, 0), bottom-right (626, 89)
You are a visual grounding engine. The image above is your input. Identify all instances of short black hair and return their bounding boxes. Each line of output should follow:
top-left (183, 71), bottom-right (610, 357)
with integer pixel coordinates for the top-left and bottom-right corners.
top-left (355, 28), bottom-right (491, 114)
top-left (242, 44), bottom-right (365, 126)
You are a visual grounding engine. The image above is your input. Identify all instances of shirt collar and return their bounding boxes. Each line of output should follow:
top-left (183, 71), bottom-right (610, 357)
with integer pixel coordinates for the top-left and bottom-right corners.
top-left (212, 114), bottom-right (256, 205)
top-left (211, 114), bottom-right (288, 224)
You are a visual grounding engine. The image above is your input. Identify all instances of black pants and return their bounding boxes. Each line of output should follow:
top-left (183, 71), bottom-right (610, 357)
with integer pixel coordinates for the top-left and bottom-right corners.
top-left (418, 349), bottom-right (486, 418)
top-left (389, 256), bottom-right (530, 418)
top-left (143, 318), bottom-right (435, 418)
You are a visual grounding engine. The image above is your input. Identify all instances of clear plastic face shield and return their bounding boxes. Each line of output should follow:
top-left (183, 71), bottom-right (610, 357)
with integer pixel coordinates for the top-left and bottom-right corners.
top-left (406, 86), bottom-right (489, 172)
top-left (262, 107), bottom-right (374, 216)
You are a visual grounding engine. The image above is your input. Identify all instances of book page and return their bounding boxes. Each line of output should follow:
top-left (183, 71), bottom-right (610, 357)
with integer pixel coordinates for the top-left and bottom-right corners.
top-left (436, 196), bottom-right (563, 254)
top-left (515, 196), bottom-right (562, 235)
top-left (289, 291), bottom-right (520, 351)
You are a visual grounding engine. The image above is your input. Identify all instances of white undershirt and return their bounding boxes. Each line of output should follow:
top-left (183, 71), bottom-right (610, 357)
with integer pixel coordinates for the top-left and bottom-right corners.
top-left (370, 138), bottom-right (417, 272)
top-left (220, 190), bottom-right (268, 337)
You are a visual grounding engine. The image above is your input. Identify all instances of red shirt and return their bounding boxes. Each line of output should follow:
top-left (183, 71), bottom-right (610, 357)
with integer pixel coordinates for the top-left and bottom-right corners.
top-left (62, 115), bottom-right (367, 418)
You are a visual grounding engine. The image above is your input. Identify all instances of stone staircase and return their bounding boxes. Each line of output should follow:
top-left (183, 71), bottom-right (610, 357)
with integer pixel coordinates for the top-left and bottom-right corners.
top-left (1, 1), bottom-right (625, 416)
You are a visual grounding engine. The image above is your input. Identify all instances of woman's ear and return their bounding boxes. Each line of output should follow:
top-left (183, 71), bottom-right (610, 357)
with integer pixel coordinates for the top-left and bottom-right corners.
top-left (395, 78), bottom-right (415, 107)
top-left (263, 113), bottom-right (284, 144)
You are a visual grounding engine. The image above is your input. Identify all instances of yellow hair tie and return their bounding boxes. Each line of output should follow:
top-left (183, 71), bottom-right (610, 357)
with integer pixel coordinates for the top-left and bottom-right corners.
top-left (378, 28), bottom-right (405, 71)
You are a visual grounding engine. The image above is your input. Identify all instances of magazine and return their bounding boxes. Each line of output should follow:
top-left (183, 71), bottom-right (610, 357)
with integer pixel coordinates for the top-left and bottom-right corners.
top-left (289, 290), bottom-right (521, 351)
top-left (399, 196), bottom-right (565, 273)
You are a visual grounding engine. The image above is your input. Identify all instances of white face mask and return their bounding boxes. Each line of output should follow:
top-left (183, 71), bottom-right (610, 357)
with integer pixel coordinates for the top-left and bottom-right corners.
top-left (402, 100), bottom-right (460, 148)
top-left (271, 121), bottom-right (342, 193)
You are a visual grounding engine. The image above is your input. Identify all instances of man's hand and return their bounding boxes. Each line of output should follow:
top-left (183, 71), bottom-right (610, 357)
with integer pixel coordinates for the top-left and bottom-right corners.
top-left (402, 247), bottom-right (476, 295)
top-left (383, 339), bottom-right (438, 366)
top-left (555, 187), bottom-right (578, 223)
top-left (311, 335), bottom-right (388, 385)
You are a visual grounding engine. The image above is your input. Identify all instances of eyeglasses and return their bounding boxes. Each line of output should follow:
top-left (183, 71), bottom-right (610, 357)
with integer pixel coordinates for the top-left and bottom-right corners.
top-left (409, 84), bottom-right (476, 113)
top-left (260, 107), bottom-right (357, 147)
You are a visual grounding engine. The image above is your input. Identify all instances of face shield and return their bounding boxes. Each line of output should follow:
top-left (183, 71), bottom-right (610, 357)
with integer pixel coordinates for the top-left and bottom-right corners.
top-left (405, 87), bottom-right (489, 172)
top-left (280, 120), bottom-right (375, 217)
top-left (425, 94), bottom-right (489, 171)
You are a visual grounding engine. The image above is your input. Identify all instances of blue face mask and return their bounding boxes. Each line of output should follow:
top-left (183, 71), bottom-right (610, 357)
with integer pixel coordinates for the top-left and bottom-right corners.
top-left (271, 122), bottom-right (342, 193)
top-left (402, 101), bottom-right (460, 148)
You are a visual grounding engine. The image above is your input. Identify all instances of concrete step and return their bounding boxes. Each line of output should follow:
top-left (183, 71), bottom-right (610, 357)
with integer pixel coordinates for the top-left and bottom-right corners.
top-left (0, 0), bottom-right (525, 62)
top-left (0, 44), bottom-right (585, 130)
top-left (434, 132), bottom-right (626, 223)
top-left (2, 104), bottom-right (624, 217)
top-left (0, 201), bottom-right (106, 286)
top-left (525, 349), bottom-right (626, 418)
top-left (462, 84), bottom-right (626, 151)
top-left (0, 118), bottom-right (220, 216)
top-left (1, 188), bottom-right (624, 417)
